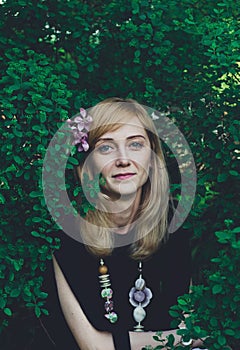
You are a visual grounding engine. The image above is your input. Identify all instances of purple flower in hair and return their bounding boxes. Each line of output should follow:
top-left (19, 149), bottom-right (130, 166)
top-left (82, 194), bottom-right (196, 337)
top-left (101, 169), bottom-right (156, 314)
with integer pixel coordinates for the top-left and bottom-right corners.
top-left (72, 131), bottom-right (89, 152)
top-left (74, 108), bottom-right (93, 132)
top-left (67, 108), bottom-right (93, 152)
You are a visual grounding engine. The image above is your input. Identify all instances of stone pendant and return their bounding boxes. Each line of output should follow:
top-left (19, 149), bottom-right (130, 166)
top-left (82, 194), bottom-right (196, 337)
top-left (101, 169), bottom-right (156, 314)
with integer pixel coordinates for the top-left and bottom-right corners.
top-left (129, 261), bottom-right (153, 331)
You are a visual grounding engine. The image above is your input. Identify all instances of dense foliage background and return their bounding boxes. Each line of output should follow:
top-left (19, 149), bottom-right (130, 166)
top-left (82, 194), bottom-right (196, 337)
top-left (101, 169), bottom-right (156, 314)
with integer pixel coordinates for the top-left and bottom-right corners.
top-left (0, 0), bottom-right (239, 349)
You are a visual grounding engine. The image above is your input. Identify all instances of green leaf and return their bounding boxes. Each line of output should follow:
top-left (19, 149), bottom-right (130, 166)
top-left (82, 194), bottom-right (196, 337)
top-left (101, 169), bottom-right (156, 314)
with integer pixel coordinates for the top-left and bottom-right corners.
top-left (39, 113), bottom-right (47, 122)
top-left (210, 317), bottom-right (218, 327)
top-left (217, 173), bottom-right (228, 182)
top-left (169, 310), bottom-right (180, 317)
top-left (193, 325), bottom-right (202, 334)
top-left (32, 217), bottom-right (42, 223)
top-left (41, 308), bottom-right (49, 316)
top-left (31, 231), bottom-right (40, 237)
top-left (23, 287), bottom-right (32, 297)
top-left (9, 272), bottom-right (14, 282)
top-left (46, 236), bottom-right (53, 243)
top-left (39, 292), bottom-right (48, 299)
top-left (70, 71), bottom-right (79, 78)
top-left (39, 106), bottom-right (53, 113)
top-left (212, 284), bottom-right (223, 294)
top-left (0, 193), bottom-right (6, 204)
top-left (4, 307), bottom-right (12, 316)
top-left (0, 297), bottom-right (7, 309)
top-left (13, 260), bottom-right (22, 271)
top-left (166, 333), bottom-right (174, 346)
top-left (68, 157), bottom-right (79, 165)
top-left (29, 191), bottom-right (42, 198)
top-left (229, 170), bottom-right (239, 176)
top-left (215, 230), bottom-right (230, 241)
top-left (12, 129), bottom-right (23, 137)
top-left (35, 306), bottom-right (41, 318)
top-left (10, 288), bottom-right (21, 298)
top-left (32, 125), bottom-right (42, 132)
top-left (153, 335), bottom-right (160, 341)
top-left (217, 335), bottom-right (226, 346)
top-left (178, 298), bottom-right (188, 306)
top-left (224, 329), bottom-right (235, 336)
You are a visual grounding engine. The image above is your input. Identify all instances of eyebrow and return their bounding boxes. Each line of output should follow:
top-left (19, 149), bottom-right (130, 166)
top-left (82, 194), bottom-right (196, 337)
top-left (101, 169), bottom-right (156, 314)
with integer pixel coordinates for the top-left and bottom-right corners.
top-left (97, 135), bottom-right (147, 142)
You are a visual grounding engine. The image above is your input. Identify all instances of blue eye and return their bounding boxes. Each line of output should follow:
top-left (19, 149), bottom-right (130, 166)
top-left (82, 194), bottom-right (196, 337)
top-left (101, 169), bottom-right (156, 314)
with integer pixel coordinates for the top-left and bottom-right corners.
top-left (98, 144), bottom-right (113, 153)
top-left (130, 142), bottom-right (144, 149)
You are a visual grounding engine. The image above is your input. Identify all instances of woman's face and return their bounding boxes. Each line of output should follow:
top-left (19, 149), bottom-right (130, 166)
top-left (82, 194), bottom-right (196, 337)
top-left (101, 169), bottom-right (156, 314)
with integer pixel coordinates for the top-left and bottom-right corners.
top-left (91, 116), bottom-right (152, 199)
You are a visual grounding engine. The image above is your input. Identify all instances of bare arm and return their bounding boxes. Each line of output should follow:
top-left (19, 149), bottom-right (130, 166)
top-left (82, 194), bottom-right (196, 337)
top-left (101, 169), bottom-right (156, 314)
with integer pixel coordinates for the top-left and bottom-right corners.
top-left (52, 256), bottom-right (115, 350)
top-left (129, 331), bottom-right (203, 349)
top-left (129, 330), bottom-right (180, 349)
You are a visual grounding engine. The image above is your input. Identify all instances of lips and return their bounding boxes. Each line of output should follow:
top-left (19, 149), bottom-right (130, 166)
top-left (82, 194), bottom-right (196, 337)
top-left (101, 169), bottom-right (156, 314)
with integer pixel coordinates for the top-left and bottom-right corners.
top-left (112, 173), bottom-right (136, 180)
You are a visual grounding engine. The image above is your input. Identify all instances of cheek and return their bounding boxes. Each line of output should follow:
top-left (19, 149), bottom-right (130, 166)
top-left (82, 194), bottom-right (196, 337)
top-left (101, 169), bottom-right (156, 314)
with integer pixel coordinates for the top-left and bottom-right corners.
top-left (137, 152), bottom-right (152, 170)
top-left (100, 165), bottom-right (111, 177)
top-left (84, 155), bottom-right (102, 179)
top-left (92, 156), bottom-right (112, 176)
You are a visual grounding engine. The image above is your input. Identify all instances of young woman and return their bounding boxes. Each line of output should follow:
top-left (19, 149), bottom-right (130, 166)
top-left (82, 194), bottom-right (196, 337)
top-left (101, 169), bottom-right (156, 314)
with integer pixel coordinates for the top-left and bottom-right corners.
top-left (43, 98), bottom-right (201, 349)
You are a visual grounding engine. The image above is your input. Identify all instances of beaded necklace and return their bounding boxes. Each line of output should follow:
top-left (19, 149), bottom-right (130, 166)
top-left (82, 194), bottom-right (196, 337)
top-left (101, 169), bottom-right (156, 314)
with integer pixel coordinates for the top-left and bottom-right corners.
top-left (98, 259), bottom-right (153, 331)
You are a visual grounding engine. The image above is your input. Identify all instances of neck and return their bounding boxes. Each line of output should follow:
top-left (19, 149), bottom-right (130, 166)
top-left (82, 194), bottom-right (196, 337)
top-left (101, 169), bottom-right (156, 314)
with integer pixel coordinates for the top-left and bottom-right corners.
top-left (102, 189), bottom-right (142, 234)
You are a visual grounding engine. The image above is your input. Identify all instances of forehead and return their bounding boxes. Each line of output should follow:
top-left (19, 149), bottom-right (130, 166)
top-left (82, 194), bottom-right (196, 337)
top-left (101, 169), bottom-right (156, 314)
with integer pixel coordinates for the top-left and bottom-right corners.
top-left (100, 116), bottom-right (148, 139)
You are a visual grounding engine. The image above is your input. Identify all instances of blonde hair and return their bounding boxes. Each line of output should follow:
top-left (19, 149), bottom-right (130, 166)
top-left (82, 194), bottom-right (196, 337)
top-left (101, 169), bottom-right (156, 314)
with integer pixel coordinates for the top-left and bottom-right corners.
top-left (77, 97), bottom-right (169, 259)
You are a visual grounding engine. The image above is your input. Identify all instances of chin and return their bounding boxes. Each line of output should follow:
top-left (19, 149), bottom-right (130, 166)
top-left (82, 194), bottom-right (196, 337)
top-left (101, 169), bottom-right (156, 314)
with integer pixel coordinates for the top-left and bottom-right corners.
top-left (108, 186), bottom-right (140, 198)
top-left (103, 179), bottom-right (143, 198)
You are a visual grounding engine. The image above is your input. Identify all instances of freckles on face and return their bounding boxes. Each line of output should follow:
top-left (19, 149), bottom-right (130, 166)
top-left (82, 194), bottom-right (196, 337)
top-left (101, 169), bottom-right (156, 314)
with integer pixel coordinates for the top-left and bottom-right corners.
top-left (90, 117), bottom-right (152, 197)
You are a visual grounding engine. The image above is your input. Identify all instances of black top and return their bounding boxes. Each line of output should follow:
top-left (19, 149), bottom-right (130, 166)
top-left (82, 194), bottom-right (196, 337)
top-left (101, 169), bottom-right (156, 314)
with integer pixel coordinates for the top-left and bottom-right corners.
top-left (41, 228), bottom-right (191, 350)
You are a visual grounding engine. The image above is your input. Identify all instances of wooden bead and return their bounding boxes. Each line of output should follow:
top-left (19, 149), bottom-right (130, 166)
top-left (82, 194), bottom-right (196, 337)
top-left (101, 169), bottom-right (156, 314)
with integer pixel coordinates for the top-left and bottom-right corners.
top-left (99, 265), bottom-right (108, 274)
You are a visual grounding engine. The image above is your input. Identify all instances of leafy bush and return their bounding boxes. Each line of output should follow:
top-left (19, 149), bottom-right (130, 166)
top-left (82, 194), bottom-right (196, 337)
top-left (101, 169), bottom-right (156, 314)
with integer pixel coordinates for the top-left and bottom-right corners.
top-left (168, 223), bottom-right (240, 350)
top-left (0, 0), bottom-right (239, 348)
top-left (0, 48), bottom-right (68, 324)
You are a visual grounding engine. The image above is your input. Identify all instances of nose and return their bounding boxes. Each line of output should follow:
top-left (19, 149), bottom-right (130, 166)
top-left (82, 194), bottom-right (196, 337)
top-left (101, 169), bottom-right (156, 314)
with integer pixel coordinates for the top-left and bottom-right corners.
top-left (115, 158), bottom-right (131, 167)
top-left (115, 147), bottom-right (131, 167)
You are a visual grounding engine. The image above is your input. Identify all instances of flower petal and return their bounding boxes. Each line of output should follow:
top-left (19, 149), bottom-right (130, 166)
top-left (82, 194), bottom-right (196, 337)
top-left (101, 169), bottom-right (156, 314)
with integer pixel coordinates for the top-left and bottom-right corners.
top-left (77, 123), bottom-right (85, 132)
top-left (82, 141), bottom-right (89, 152)
top-left (129, 288), bottom-right (139, 307)
top-left (86, 115), bottom-right (93, 123)
top-left (141, 287), bottom-right (153, 307)
top-left (67, 108), bottom-right (93, 153)
top-left (77, 144), bottom-right (83, 152)
top-left (80, 108), bottom-right (87, 118)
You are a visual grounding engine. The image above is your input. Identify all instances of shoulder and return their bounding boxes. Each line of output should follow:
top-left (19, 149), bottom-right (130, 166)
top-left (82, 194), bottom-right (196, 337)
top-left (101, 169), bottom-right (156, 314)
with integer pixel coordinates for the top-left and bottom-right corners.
top-left (53, 232), bottom-right (92, 272)
top-left (152, 226), bottom-right (192, 268)
top-left (53, 231), bottom-right (98, 278)
top-left (167, 226), bottom-right (191, 246)
top-left (55, 232), bottom-right (86, 256)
